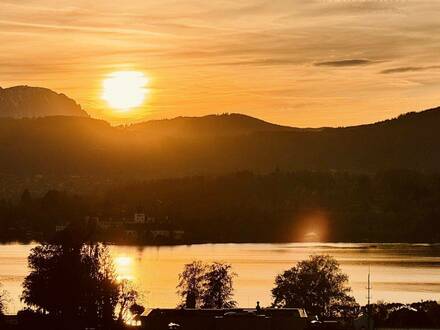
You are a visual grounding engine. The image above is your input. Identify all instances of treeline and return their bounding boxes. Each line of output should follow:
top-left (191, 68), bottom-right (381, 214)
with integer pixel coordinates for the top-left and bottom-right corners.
top-left (1, 170), bottom-right (440, 243)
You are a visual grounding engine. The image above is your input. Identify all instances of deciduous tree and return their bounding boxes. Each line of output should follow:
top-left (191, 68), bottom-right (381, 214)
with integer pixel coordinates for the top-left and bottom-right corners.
top-left (201, 262), bottom-right (237, 309)
top-left (177, 261), bottom-right (237, 309)
top-left (0, 283), bottom-right (8, 315)
top-left (272, 255), bottom-right (356, 317)
top-left (21, 236), bottom-right (140, 328)
top-left (177, 261), bottom-right (206, 308)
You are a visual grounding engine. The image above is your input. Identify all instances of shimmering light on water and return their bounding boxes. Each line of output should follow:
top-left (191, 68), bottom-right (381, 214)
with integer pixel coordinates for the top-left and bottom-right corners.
top-left (0, 243), bottom-right (439, 312)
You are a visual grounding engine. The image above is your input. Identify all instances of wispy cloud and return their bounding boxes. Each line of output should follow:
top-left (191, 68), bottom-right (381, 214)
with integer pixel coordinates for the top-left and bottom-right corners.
top-left (213, 58), bottom-right (300, 67)
top-left (1, 0), bottom-right (440, 127)
top-left (0, 19), bottom-right (168, 37)
top-left (380, 66), bottom-right (440, 74)
top-left (314, 59), bottom-right (374, 67)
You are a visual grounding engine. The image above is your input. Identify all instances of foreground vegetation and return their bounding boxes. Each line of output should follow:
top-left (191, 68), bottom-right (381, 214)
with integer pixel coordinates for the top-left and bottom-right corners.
top-left (0, 243), bottom-right (439, 329)
top-left (2, 227), bottom-right (143, 329)
top-left (177, 261), bottom-right (237, 309)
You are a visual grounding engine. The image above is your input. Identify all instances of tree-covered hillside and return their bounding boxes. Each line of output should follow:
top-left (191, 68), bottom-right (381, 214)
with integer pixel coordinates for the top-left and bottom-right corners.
top-left (1, 171), bottom-right (439, 243)
top-left (0, 107), bottom-right (440, 177)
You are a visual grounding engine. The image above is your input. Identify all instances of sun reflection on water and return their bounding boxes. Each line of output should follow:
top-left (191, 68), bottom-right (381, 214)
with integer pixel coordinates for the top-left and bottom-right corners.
top-left (115, 255), bottom-right (135, 281)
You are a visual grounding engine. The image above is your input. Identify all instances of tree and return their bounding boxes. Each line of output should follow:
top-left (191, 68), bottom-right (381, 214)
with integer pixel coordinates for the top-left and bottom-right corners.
top-left (129, 303), bottom-right (145, 317)
top-left (368, 301), bottom-right (440, 328)
top-left (177, 261), bottom-right (237, 309)
top-left (116, 279), bottom-right (140, 322)
top-left (0, 283), bottom-right (8, 315)
top-left (177, 261), bottom-right (206, 308)
top-left (272, 255), bottom-right (356, 318)
top-left (201, 262), bottom-right (237, 309)
top-left (21, 237), bottom-right (135, 329)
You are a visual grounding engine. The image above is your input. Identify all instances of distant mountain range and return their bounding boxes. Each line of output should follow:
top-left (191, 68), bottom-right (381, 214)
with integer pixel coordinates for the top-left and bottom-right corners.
top-left (0, 86), bottom-right (88, 118)
top-left (0, 86), bottom-right (439, 178)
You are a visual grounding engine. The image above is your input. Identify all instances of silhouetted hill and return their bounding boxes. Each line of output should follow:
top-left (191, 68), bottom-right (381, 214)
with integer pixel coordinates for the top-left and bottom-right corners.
top-left (0, 106), bottom-right (440, 178)
top-left (0, 86), bottom-right (88, 118)
top-left (127, 113), bottom-right (297, 138)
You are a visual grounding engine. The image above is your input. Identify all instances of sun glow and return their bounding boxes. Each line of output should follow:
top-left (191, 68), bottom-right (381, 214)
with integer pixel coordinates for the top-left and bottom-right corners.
top-left (115, 256), bottom-right (133, 267)
top-left (114, 255), bottom-right (135, 281)
top-left (102, 71), bottom-right (149, 111)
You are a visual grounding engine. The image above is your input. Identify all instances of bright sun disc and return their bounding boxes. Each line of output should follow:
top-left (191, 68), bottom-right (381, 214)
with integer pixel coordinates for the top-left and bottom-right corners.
top-left (102, 71), bottom-right (148, 111)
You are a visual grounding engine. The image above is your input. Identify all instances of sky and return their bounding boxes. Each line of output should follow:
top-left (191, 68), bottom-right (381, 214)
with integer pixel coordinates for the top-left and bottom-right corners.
top-left (1, 0), bottom-right (440, 127)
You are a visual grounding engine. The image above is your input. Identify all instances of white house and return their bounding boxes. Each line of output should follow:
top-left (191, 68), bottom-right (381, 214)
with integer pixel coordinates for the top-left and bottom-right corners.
top-left (133, 213), bottom-right (146, 224)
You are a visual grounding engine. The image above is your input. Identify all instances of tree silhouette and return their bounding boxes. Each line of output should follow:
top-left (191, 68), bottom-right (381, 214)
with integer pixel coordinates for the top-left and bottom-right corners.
top-left (177, 261), bottom-right (206, 308)
top-left (129, 303), bottom-right (145, 317)
top-left (201, 262), bottom-right (237, 309)
top-left (117, 279), bottom-right (140, 322)
top-left (272, 255), bottom-right (356, 318)
top-left (0, 283), bottom-right (8, 315)
top-left (177, 261), bottom-right (237, 309)
top-left (21, 235), bottom-right (140, 329)
top-left (22, 242), bottom-right (118, 328)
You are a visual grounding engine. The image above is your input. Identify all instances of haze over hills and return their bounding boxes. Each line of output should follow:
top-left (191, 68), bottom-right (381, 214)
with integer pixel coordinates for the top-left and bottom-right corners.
top-left (0, 107), bottom-right (439, 180)
top-left (0, 86), bottom-right (440, 181)
top-left (0, 86), bottom-right (88, 118)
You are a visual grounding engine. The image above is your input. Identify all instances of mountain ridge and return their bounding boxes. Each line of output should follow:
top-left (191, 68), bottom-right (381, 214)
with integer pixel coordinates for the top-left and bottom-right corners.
top-left (1, 85), bottom-right (440, 177)
top-left (2, 85), bottom-right (439, 132)
top-left (0, 85), bottom-right (89, 118)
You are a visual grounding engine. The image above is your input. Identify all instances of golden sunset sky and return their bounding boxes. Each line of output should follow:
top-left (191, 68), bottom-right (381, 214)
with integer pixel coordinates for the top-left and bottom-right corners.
top-left (1, 0), bottom-right (440, 126)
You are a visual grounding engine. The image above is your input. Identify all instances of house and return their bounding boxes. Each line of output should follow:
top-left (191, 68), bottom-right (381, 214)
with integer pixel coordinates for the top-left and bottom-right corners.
top-left (134, 213), bottom-right (146, 224)
top-left (97, 217), bottom-right (125, 229)
top-left (140, 308), bottom-right (308, 330)
top-left (173, 230), bottom-right (185, 240)
top-left (55, 224), bottom-right (68, 232)
top-left (150, 230), bottom-right (171, 239)
top-left (125, 229), bottom-right (138, 237)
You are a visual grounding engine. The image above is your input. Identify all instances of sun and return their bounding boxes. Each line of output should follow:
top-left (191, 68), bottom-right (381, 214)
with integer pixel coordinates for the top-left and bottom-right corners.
top-left (102, 71), bottom-right (149, 111)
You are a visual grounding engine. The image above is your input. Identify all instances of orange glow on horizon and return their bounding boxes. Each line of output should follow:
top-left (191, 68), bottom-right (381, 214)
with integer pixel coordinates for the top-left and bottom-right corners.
top-left (2, 1), bottom-right (440, 126)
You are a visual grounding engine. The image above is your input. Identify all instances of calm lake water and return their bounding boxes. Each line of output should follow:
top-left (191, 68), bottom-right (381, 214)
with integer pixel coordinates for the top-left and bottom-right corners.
top-left (0, 243), bottom-right (439, 313)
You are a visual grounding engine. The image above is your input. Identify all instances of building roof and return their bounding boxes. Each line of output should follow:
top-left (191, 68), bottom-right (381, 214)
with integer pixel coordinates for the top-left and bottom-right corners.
top-left (142, 308), bottom-right (308, 318)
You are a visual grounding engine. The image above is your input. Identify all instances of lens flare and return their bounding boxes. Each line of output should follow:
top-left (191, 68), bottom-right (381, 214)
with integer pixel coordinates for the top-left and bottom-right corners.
top-left (291, 210), bottom-right (329, 242)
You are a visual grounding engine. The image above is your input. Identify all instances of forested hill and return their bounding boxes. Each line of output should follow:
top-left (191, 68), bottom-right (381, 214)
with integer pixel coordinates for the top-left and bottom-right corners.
top-left (126, 113), bottom-right (298, 138)
top-left (0, 107), bottom-right (440, 177)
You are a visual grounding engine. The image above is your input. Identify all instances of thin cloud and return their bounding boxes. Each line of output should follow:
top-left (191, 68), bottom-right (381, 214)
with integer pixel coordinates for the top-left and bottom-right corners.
top-left (213, 58), bottom-right (300, 67)
top-left (0, 19), bottom-right (169, 37)
top-left (380, 65), bottom-right (440, 74)
top-left (314, 59), bottom-right (374, 67)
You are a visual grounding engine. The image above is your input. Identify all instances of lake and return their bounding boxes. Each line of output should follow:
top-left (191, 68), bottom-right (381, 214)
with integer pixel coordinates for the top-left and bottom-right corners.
top-left (0, 243), bottom-right (439, 313)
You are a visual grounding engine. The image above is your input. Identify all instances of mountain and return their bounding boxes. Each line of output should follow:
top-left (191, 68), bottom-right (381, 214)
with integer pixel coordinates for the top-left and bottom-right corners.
top-left (0, 105), bottom-right (440, 180)
top-left (0, 86), bottom-right (88, 118)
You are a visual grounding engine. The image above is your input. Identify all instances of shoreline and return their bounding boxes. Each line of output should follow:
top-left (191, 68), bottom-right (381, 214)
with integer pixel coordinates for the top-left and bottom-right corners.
top-left (0, 240), bottom-right (439, 247)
